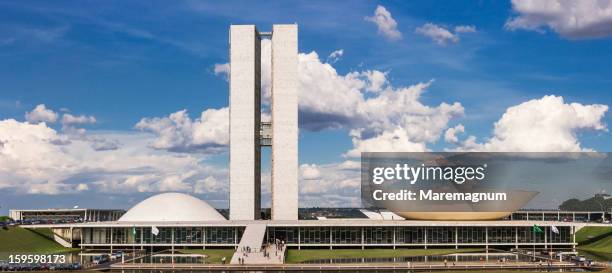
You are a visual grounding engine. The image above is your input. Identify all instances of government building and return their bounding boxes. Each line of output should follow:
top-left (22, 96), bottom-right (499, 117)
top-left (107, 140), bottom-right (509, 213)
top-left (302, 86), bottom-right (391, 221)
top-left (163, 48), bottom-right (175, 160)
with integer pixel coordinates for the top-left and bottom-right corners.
top-left (17, 24), bottom-right (611, 264)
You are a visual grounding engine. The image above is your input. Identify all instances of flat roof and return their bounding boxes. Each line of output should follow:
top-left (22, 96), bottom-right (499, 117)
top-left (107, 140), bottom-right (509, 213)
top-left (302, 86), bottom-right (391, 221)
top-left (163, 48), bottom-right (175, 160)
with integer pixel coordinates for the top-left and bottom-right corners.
top-left (28, 219), bottom-right (609, 229)
top-left (10, 208), bottom-right (124, 212)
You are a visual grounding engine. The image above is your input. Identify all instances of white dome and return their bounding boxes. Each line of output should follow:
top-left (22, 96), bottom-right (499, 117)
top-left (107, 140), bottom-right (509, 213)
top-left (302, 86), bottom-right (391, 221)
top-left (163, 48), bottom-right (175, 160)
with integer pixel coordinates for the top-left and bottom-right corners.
top-left (118, 193), bottom-right (226, 222)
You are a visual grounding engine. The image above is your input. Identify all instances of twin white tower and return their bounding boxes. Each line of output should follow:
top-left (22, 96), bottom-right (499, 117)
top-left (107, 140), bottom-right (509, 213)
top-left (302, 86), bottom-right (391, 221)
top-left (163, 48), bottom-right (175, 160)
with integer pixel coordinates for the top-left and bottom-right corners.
top-left (229, 24), bottom-right (298, 220)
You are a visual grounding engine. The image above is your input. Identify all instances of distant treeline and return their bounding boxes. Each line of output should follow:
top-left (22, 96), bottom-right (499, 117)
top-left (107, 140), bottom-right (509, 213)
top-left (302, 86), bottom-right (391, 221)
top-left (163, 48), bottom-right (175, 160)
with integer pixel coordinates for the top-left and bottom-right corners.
top-left (559, 194), bottom-right (611, 211)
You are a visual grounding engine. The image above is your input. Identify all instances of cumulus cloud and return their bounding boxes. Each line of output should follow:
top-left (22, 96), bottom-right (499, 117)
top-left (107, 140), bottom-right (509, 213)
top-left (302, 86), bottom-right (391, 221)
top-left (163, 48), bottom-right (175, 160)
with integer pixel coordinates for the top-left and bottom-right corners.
top-left (299, 52), bottom-right (463, 133)
top-left (300, 164), bottom-right (321, 180)
top-left (194, 176), bottom-right (225, 194)
top-left (338, 160), bottom-right (360, 170)
top-left (447, 95), bottom-right (608, 152)
top-left (362, 70), bottom-right (388, 92)
top-left (415, 23), bottom-right (477, 45)
top-left (299, 161), bottom-right (361, 207)
top-left (61, 113), bottom-right (96, 126)
top-left (24, 104), bottom-right (114, 149)
top-left (25, 104), bottom-right (58, 124)
top-left (345, 128), bottom-right (429, 157)
top-left (416, 23), bottom-right (458, 45)
top-left (298, 52), bottom-right (463, 155)
top-left (444, 124), bottom-right (465, 144)
top-left (213, 63), bottom-right (230, 80)
top-left (0, 118), bottom-right (227, 197)
top-left (135, 107), bottom-right (229, 153)
top-left (209, 42), bottom-right (461, 157)
top-left (327, 49), bottom-right (344, 64)
top-left (365, 5), bottom-right (402, 40)
top-left (505, 0), bottom-right (612, 39)
top-left (90, 137), bottom-right (120, 151)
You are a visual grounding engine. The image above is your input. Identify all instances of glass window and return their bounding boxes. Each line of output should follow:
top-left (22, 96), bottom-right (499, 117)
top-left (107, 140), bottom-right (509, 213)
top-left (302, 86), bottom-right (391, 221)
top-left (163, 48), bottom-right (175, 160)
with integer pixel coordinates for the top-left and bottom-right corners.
top-left (364, 227), bottom-right (393, 244)
top-left (205, 227), bottom-right (236, 244)
top-left (300, 227), bottom-right (330, 244)
top-left (457, 227), bottom-right (485, 243)
top-left (488, 227), bottom-right (515, 243)
top-left (332, 227), bottom-right (361, 244)
top-left (396, 227), bottom-right (424, 244)
top-left (426, 227), bottom-right (454, 244)
top-left (267, 227), bottom-right (298, 244)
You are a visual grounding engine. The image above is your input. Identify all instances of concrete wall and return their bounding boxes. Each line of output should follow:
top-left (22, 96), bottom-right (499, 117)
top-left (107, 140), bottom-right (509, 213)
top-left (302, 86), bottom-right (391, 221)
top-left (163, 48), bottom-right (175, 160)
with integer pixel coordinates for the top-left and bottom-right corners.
top-left (229, 25), bottom-right (261, 220)
top-left (271, 24), bottom-right (298, 220)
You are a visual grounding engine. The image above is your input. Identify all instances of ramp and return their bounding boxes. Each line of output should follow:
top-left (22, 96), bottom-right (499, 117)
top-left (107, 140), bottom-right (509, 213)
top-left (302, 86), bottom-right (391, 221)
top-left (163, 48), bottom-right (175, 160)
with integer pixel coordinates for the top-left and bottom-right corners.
top-left (380, 210), bottom-right (405, 220)
top-left (231, 224), bottom-right (282, 264)
top-left (237, 224), bottom-right (266, 252)
top-left (359, 209), bottom-right (384, 220)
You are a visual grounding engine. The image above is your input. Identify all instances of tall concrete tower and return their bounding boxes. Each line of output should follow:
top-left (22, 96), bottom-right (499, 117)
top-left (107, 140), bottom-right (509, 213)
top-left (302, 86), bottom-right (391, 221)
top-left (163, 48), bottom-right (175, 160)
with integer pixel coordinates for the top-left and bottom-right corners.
top-left (229, 24), bottom-right (298, 221)
top-left (229, 25), bottom-right (261, 220)
top-left (270, 25), bottom-right (298, 220)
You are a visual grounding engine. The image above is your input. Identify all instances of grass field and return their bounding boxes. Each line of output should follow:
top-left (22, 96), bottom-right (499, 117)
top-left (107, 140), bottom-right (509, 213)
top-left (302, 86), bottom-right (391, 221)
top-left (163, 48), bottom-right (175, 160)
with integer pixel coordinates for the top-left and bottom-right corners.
top-left (176, 248), bottom-right (235, 264)
top-left (576, 226), bottom-right (612, 244)
top-left (0, 227), bottom-right (78, 259)
top-left (285, 248), bottom-right (482, 264)
top-left (576, 226), bottom-right (612, 254)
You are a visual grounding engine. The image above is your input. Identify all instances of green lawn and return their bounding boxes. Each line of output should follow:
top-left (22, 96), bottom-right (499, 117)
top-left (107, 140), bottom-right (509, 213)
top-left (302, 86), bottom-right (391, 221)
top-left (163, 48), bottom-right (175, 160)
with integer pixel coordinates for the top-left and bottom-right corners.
top-left (285, 248), bottom-right (482, 264)
top-left (576, 226), bottom-right (612, 244)
top-left (0, 227), bottom-right (78, 259)
top-left (176, 248), bottom-right (235, 264)
top-left (576, 226), bottom-right (612, 254)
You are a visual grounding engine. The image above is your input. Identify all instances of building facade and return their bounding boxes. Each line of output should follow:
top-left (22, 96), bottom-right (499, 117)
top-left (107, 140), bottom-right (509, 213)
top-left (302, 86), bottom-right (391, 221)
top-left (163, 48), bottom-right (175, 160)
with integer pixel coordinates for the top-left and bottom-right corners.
top-left (229, 24), bottom-right (298, 221)
top-left (9, 208), bottom-right (124, 222)
top-left (74, 221), bottom-right (576, 251)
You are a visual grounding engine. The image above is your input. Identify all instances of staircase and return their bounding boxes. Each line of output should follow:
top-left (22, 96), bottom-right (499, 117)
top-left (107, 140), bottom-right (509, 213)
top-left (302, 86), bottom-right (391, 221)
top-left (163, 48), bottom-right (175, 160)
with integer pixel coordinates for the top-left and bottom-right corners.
top-left (231, 224), bottom-right (282, 264)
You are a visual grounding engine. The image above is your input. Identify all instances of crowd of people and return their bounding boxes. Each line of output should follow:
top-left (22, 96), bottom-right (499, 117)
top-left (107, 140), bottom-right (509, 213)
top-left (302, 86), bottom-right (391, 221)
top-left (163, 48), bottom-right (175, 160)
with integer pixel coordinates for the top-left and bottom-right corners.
top-left (235, 239), bottom-right (286, 264)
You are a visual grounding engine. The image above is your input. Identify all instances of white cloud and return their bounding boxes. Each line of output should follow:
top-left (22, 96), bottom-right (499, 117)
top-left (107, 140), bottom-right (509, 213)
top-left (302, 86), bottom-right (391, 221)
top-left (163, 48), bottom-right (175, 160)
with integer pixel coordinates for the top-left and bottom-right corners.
top-left (135, 107), bottom-right (229, 153)
top-left (261, 39), bottom-right (272, 101)
top-left (327, 49), bottom-right (344, 64)
top-left (298, 52), bottom-right (463, 156)
top-left (194, 176), bottom-right (225, 194)
top-left (90, 137), bottom-right (120, 151)
top-left (345, 128), bottom-right (428, 157)
top-left (338, 160), bottom-right (360, 170)
top-left (448, 95), bottom-right (608, 152)
top-left (454, 25), bottom-right (477, 33)
top-left (61, 113), bottom-right (96, 126)
top-left (303, 55), bottom-right (461, 150)
top-left (213, 63), bottom-right (230, 80)
top-left (0, 118), bottom-right (228, 196)
top-left (365, 5), bottom-right (403, 40)
top-left (444, 124), bottom-right (465, 144)
top-left (415, 23), bottom-right (459, 45)
top-left (415, 23), bottom-right (477, 45)
top-left (300, 164), bottom-right (321, 180)
top-left (25, 105), bottom-right (110, 149)
top-left (362, 70), bottom-right (388, 92)
top-left (172, 42), bottom-right (463, 160)
top-left (505, 0), bottom-right (612, 39)
top-left (25, 104), bottom-right (58, 124)
top-left (299, 161), bottom-right (362, 207)
top-left (76, 183), bottom-right (89, 191)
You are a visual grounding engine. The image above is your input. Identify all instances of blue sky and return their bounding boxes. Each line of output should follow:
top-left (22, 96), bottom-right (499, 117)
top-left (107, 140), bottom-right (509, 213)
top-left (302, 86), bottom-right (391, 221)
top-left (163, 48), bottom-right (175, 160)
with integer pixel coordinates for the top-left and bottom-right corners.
top-left (0, 0), bottom-right (611, 213)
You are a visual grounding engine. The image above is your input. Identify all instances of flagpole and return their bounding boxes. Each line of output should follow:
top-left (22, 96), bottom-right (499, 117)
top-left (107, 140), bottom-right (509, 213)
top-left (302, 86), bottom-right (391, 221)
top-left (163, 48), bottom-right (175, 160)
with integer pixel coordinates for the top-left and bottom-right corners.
top-left (533, 229), bottom-right (535, 262)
